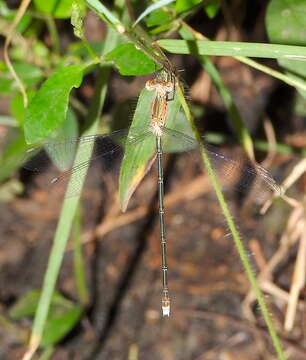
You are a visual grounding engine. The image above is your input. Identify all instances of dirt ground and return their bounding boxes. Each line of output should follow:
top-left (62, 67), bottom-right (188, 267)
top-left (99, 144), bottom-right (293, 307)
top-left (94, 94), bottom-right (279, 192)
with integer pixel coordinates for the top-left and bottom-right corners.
top-left (0, 143), bottom-right (303, 360)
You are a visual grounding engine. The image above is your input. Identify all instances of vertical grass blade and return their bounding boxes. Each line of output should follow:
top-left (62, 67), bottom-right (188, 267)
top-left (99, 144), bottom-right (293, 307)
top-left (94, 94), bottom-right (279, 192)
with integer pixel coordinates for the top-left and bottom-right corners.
top-left (72, 205), bottom-right (89, 305)
top-left (23, 28), bottom-right (119, 360)
top-left (177, 84), bottom-right (286, 360)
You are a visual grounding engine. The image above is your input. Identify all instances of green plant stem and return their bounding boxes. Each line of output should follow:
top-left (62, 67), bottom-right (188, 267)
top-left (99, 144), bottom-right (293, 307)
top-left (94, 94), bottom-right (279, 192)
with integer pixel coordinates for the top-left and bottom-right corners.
top-left (235, 56), bottom-right (306, 92)
top-left (72, 205), bottom-right (89, 305)
top-left (177, 84), bottom-right (286, 360)
top-left (81, 37), bottom-right (100, 62)
top-left (200, 145), bottom-right (286, 360)
top-left (25, 27), bottom-right (119, 359)
top-left (45, 14), bottom-right (60, 55)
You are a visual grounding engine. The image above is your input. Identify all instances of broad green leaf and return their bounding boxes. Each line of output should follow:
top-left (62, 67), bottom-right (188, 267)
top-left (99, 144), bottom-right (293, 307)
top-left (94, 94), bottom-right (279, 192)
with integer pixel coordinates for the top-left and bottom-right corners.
top-left (133, 0), bottom-right (175, 26)
top-left (104, 43), bottom-right (158, 75)
top-left (176, 0), bottom-right (202, 14)
top-left (33, 0), bottom-right (84, 19)
top-left (119, 87), bottom-right (181, 211)
top-left (41, 305), bottom-right (83, 346)
top-left (9, 290), bottom-right (39, 318)
top-left (9, 290), bottom-right (42, 318)
top-left (266, 0), bottom-right (306, 46)
top-left (9, 290), bottom-right (70, 318)
top-left (0, 62), bottom-right (43, 94)
top-left (146, 8), bottom-right (173, 27)
top-left (24, 64), bottom-right (86, 144)
top-left (203, 0), bottom-right (220, 18)
top-left (266, 0), bottom-right (306, 98)
top-left (9, 289), bottom-right (83, 347)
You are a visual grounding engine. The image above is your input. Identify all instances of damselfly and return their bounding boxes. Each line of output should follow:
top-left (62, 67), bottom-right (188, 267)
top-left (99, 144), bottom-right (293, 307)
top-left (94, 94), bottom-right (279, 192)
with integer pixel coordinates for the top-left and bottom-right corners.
top-left (22, 72), bottom-right (282, 317)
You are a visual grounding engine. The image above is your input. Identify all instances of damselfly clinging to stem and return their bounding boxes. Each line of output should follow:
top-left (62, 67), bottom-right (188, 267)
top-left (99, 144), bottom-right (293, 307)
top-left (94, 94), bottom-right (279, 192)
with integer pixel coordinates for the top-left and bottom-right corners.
top-left (22, 68), bottom-right (282, 317)
top-left (145, 69), bottom-right (177, 316)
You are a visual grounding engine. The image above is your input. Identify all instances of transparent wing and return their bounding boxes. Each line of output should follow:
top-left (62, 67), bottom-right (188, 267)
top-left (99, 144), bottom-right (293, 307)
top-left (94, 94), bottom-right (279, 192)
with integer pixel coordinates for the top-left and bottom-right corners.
top-left (162, 127), bottom-right (282, 199)
top-left (23, 127), bottom-right (151, 197)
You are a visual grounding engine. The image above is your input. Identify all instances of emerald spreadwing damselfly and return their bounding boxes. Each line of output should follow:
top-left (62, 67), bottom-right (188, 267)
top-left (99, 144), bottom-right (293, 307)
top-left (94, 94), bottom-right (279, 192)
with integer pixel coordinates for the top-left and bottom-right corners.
top-left (21, 71), bottom-right (282, 316)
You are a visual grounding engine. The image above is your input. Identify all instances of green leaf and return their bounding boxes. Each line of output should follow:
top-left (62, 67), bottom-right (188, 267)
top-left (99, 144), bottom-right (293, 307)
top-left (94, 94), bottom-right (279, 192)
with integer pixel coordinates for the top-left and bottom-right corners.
top-left (9, 290), bottom-right (75, 319)
top-left (145, 8), bottom-right (173, 27)
top-left (119, 87), bottom-right (181, 211)
top-left (266, 0), bottom-right (306, 98)
top-left (104, 43), bottom-right (158, 75)
top-left (41, 305), bottom-right (83, 346)
top-left (266, 0), bottom-right (306, 46)
top-left (84, 0), bottom-right (121, 26)
top-left (24, 64), bottom-right (86, 144)
top-left (176, 0), bottom-right (202, 14)
top-left (203, 0), bottom-right (220, 18)
top-left (157, 39), bottom-right (306, 59)
top-left (0, 62), bottom-right (44, 94)
top-left (9, 290), bottom-right (42, 318)
top-left (9, 289), bottom-right (83, 347)
top-left (33, 0), bottom-right (83, 19)
top-left (134, 0), bottom-right (175, 26)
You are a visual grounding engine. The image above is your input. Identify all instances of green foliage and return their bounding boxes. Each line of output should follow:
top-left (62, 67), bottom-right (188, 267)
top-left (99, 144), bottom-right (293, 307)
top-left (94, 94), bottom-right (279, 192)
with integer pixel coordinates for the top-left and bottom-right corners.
top-left (134, 0), bottom-right (175, 26)
top-left (84, 0), bottom-right (121, 26)
top-left (104, 43), bottom-right (159, 75)
top-left (203, 0), bottom-right (220, 18)
top-left (33, 0), bottom-right (84, 19)
top-left (0, 0), bottom-right (32, 32)
top-left (266, 0), bottom-right (306, 98)
top-left (9, 289), bottom-right (83, 347)
top-left (176, 0), bottom-right (202, 14)
top-left (24, 64), bottom-right (86, 144)
top-left (145, 8), bottom-right (173, 28)
top-left (119, 86), bottom-right (181, 210)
